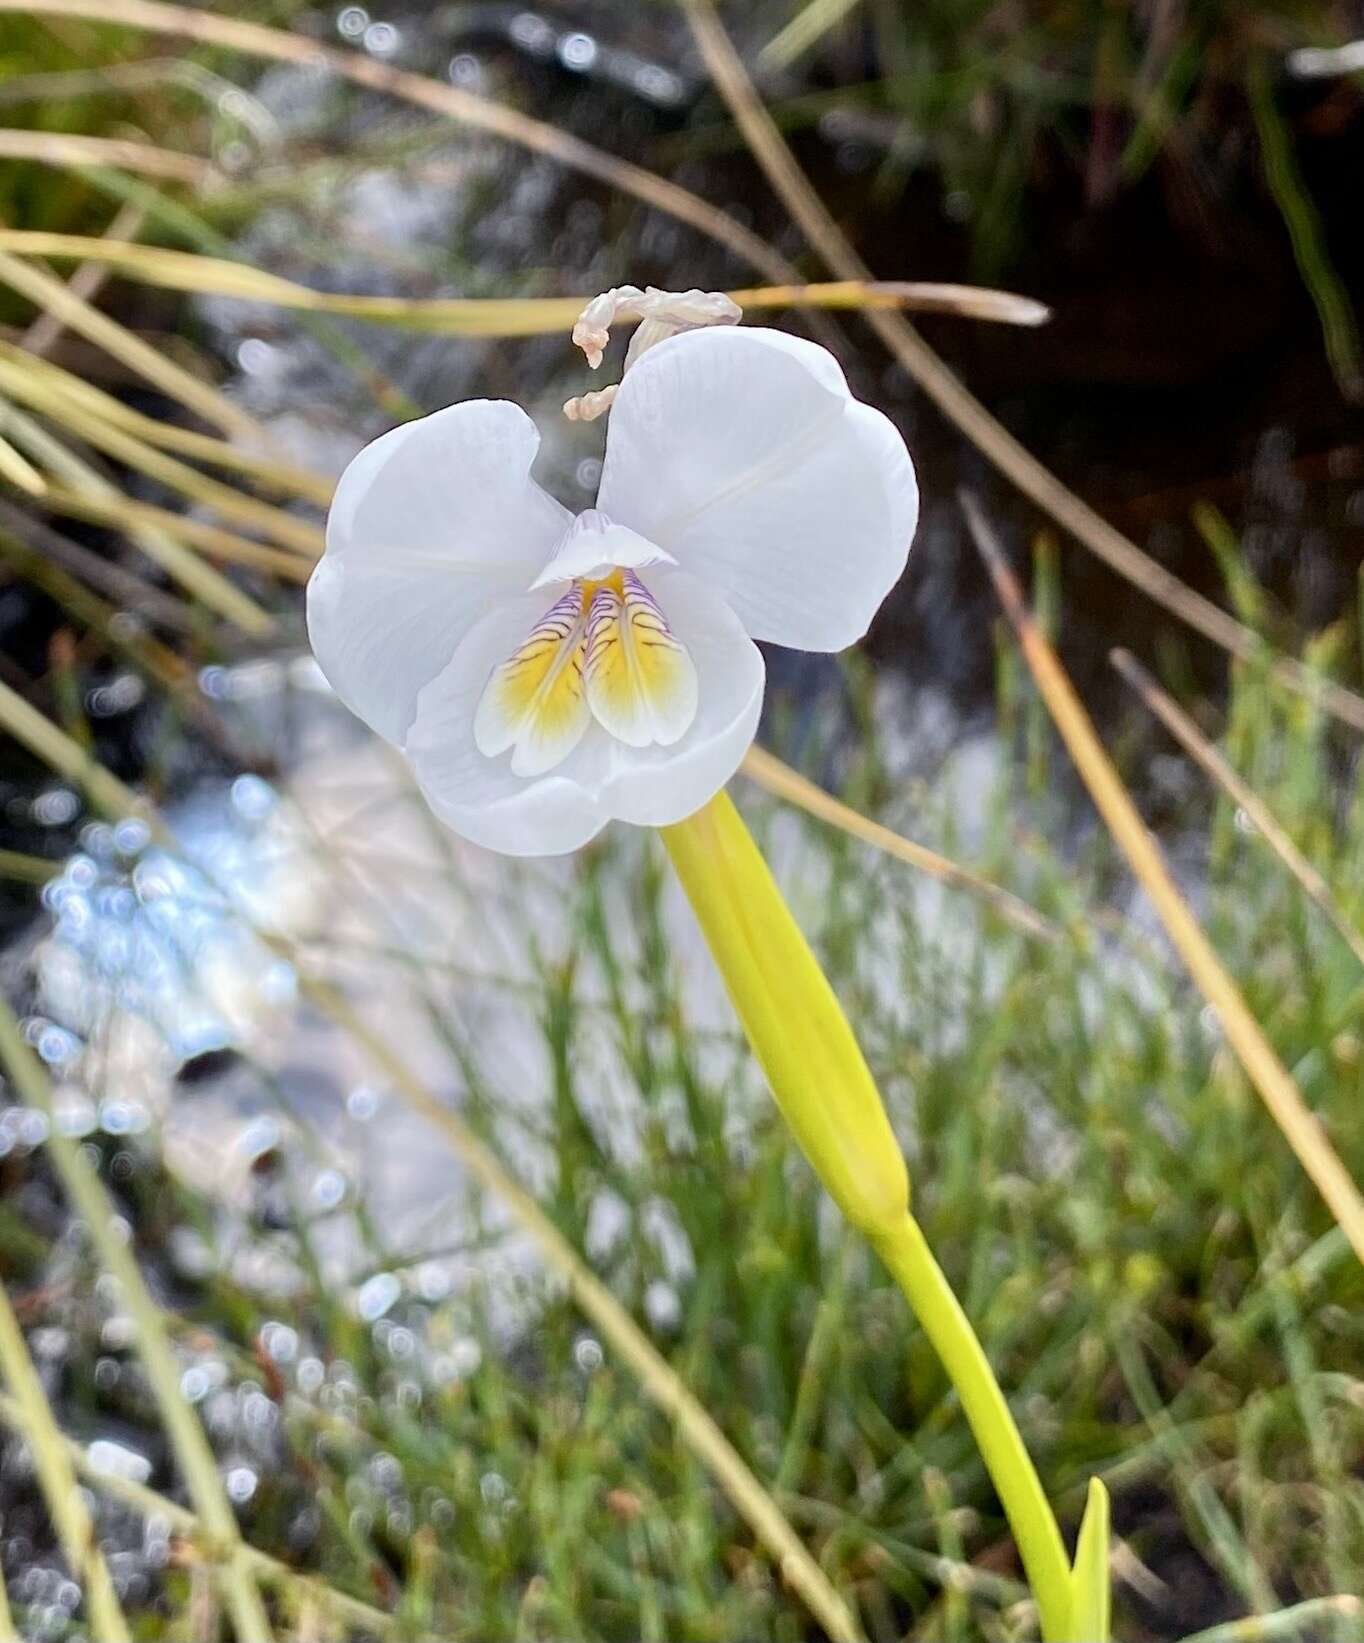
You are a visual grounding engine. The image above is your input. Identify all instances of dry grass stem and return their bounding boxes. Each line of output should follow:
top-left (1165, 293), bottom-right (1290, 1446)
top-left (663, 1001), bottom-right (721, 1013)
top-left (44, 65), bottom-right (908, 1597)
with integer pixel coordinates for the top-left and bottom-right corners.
top-left (962, 490), bottom-right (1364, 1270)
top-left (741, 745), bottom-right (1058, 942)
top-left (0, 1002), bottom-right (276, 1640)
top-left (679, 0), bottom-right (1364, 735)
top-left (0, 1283), bottom-right (131, 1641)
top-left (1111, 648), bottom-right (1364, 970)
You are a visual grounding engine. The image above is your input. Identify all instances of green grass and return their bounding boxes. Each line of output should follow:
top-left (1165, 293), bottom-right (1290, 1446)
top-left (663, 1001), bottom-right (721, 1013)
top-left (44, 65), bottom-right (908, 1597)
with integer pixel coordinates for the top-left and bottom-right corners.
top-left (4, 630), bottom-right (1364, 1640)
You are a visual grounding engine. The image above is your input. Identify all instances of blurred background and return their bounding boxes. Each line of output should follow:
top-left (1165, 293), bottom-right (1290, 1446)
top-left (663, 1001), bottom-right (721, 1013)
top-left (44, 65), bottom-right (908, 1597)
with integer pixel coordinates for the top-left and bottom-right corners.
top-left (0, 3), bottom-right (1362, 1639)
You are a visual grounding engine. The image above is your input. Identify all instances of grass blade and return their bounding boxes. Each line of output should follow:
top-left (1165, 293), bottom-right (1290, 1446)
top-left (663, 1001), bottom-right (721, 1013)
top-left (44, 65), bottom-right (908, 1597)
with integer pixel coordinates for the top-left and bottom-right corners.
top-left (1248, 56), bottom-right (1361, 402)
top-left (31, 485), bottom-right (311, 581)
top-left (0, 431), bottom-right (45, 494)
top-left (759, 0), bottom-right (864, 71)
top-left (678, 0), bottom-right (1364, 734)
top-left (0, 0), bottom-right (799, 286)
top-left (0, 127), bottom-right (214, 184)
top-left (0, 1002), bottom-right (274, 1641)
top-left (0, 235), bottom-right (1049, 331)
top-left (22, 201), bottom-right (146, 360)
top-left (1111, 648), bottom-right (1364, 970)
top-left (0, 688), bottom-right (866, 1643)
top-left (0, 496), bottom-right (198, 633)
top-left (0, 400), bottom-right (277, 634)
top-left (0, 1553), bottom-right (15, 1643)
top-left (0, 1283), bottom-right (130, 1641)
top-left (1070, 1477), bottom-right (1111, 1642)
top-left (1177, 1595), bottom-right (1364, 1643)
top-left (0, 340), bottom-right (331, 501)
top-left (961, 490), bottom-right (1364, 1270)
top-left (0, 244), bottom-right (261, 441)
top-left (741, 744), bottom-right (1059, 941)
top-left (0, 354), bottom-right (321, 556)
top-left (0, 848), bottom-right (58, 884)
top-left (0, 1391), bottom-right (399, 1640)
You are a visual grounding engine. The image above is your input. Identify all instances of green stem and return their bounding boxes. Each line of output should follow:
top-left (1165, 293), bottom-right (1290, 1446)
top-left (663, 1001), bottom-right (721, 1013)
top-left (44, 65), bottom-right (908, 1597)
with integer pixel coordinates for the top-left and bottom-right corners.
top-left (663, 792), bottom-right (1075, 1640)
top-left (871, 1214), bottom-right (1072, 1642)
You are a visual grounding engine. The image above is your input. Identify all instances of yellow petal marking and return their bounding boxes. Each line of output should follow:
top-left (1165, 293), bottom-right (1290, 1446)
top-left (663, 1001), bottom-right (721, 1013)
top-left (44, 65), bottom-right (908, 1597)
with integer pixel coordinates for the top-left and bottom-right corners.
top-left (473, 585), bottom-right (591, 776)
top-left (584, 571), bottom-right (698, 748)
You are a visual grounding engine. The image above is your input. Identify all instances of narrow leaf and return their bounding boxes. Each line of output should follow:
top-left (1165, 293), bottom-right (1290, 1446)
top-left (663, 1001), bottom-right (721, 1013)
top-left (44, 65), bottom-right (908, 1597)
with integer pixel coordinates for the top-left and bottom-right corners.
top-left (1071, 1471), bottom-right (1112, 1639)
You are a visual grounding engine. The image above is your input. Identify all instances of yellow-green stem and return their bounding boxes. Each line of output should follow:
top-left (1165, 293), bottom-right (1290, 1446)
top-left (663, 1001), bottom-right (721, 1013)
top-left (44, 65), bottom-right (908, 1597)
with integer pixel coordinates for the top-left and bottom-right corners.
top-left (660, 790), bottom-right (909, 1237)
top-left (870, 1216), bottom-right (1072, 1641)
top-left (662, 791), bottom-right (1072, 1640)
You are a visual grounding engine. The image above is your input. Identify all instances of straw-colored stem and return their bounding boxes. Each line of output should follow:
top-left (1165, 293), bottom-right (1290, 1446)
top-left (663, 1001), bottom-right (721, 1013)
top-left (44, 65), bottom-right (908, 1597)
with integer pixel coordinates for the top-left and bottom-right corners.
top-left (0, 431), bottom-right (44, 493)
top-left (0, 339), bottom-right (332, 503)
top-left (0, 356), bottom-right (321, 556)
top-left (962, 492), bottom-right (1364, 1269)
top-left (0, 234), bottom-right (1048, 332)
top-left (1178, 1595), bottom-right (1363, 1643)
top-left (0, 399), bottom-right (275, 635)
top-left (0, 1004), bottom-right (274, 1641)
top-left (0, 1553), bottom-right (16, 1643)
top-left (0, 243), bottom-right (261, 441)
top-left (741, 744), bottom-right (1058, 942)
top-left (0, 0), bottom-right (797, 287)
top-left (0, 847), bottom-right (57, 883)
top-left (0, 1282), bottom-right (130, 1641)
top-left (1111, 648), bottom-right (1364, 971)
top-left (22, 200), bottom-right (145, 359)
top-left (33, 484), bottom-right (312, 581)
top-left (0, 495), bottom-right (197, 633)
top-left (759, 0), bottom-right (863, 70)
top-left (0, 1390), bottom-right (397, 1640)
top-left (0, 128), bottom-right (214, 184)
top-left (678, 0), bottom-right (1364, 736)
top-left (870, 1216), bottom-right (1073, 1642)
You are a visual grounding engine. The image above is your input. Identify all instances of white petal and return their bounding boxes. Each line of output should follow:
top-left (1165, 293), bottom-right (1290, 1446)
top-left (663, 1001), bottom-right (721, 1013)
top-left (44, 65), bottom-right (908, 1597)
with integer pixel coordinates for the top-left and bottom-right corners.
top-left (405, 574), bottom-right (763, 853)
top-left (406, 595), bottom-right (610, 856)
top-left (595, 570), bottom-right (764, 827)
top-left (528, 509), bottom-right (675, 589)
top-left (598, 326), bottom-right (918, 652)
top-left (308, 400), bottom-right (570, 745)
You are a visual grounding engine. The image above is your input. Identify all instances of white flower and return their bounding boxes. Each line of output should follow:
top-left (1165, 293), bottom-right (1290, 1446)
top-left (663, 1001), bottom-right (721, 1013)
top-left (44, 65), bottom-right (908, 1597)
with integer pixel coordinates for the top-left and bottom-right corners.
top-left (307, 324), bottom-right (918, 856)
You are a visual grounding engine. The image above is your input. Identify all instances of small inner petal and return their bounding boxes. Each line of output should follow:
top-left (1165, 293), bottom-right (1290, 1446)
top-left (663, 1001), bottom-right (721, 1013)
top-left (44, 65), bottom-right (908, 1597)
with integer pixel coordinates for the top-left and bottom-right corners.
top-left (529, 509), bottom-right (676, 591)
top-left (584, 571), bottom-right (698, 749)
top-left (473, 586), bottom-right (591, 776)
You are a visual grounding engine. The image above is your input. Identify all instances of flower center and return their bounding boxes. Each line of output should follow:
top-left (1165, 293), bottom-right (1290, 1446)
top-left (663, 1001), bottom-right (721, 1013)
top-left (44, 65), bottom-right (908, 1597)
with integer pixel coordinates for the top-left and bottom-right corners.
top-left (473, 568), bottom-right (698, 777)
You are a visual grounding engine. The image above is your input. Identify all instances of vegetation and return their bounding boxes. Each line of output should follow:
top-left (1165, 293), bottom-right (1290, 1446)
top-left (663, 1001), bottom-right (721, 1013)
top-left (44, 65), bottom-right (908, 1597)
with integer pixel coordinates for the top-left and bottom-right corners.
top-left (0, 2), bottom-right (1361, 1639)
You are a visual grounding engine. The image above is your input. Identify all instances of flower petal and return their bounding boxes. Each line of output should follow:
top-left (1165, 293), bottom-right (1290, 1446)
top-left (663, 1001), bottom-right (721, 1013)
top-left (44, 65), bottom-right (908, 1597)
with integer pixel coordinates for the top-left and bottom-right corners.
top-left (597, 326), bottom-right (918, 652)
top-left (584, 573), bottom-right (698, 749)
top-left (473, 584), bottom-right (592, 777)
top-left (308, 400), bottom-right (570, 746)
top-left (405, 574), bottom-right (763, 853)
top-left (595, 570), bottom-right (764, 827)
top-left (528, 508), bottom-right (675, 589)
top-left (406, 594), bottom-right (611, 856)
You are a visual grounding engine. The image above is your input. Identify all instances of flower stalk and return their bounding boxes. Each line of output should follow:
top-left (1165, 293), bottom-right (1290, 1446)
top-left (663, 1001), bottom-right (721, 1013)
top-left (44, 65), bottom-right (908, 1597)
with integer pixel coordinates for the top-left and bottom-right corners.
top-left (661, 791), bottom-right (1076, 1641)
top-left (660, 790), bottom-right (909, 1237)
